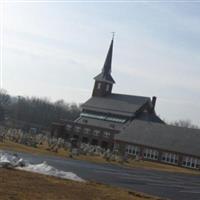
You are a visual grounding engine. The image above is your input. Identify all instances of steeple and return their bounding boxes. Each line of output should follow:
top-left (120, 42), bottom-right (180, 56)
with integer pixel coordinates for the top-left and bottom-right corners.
top-left (92, 38), bottom-right (115, 97)
top-left (94, 38), bottom-right (115, 84)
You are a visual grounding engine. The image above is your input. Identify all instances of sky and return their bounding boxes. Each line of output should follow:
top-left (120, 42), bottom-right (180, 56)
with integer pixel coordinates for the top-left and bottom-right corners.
top-left (0, 0), bottom-right (200, 126)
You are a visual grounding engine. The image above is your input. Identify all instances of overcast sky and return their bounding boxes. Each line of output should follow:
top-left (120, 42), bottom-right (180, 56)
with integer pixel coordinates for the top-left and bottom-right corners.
top-left (0, 1), bottom-right (200, 126)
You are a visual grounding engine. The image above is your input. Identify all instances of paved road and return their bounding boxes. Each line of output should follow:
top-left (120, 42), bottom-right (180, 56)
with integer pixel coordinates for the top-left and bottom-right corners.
top-left (4, 151), bottom-right (200, 200)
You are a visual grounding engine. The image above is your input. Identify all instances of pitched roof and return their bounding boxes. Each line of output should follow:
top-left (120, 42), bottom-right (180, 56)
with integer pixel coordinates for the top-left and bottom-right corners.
top-left (94, 39), bottom-right (115, 84)
top-left (137, 112), bottom-right (165, 123)
top-left (94, 73), bottom-right (115, 84)
top-left (82, 93), bottom-right (151, 117)
top-left (115, 120), bottom-right (200, 158)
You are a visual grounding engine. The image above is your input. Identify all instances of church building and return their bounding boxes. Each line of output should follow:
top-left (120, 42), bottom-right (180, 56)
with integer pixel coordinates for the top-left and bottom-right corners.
top-left (51, 38), bottom-right (200, 170)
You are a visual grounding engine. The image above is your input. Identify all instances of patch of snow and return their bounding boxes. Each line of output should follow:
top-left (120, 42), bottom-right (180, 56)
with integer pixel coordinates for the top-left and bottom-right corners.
top-left (0, 151), bottom-right (85, 182)
top-left (0, 152), bottom-right (25, 168)
top-left (17, 162), bottom-right (84, 182)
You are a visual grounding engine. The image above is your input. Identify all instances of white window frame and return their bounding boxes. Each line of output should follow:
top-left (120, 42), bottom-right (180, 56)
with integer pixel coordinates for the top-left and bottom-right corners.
top-left (83, 128), bottom-right (90, 134)
top-left (74, 126), bottom-right (81, 133)
top-left (182, 156), bottom-right (199, 169)
top-left (93, 129), bottom-right (100, 136)
top-left (126, 145), bottom-right (140, 156)
top-left (161, 152), bottom-right (178, 165)
top-left (66, 124), bottom-right (72, 131)
top-left (106, 84), bottom-right (110, 92)
top-left (104, 131), bottom-right (111, 138)
top-left (97, 82), bottom-right (101, 89)
top-left (143, 148), bottom-right (159, 160)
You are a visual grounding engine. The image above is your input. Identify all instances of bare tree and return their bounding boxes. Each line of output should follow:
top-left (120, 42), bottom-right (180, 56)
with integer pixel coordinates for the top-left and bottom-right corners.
top-left (170, 119), bottom-right (199, 129)
top-left (4, 93), bottom-right (80, 128)
top-left (0, 89), bottom-right (10, 106)
top-left (0, 89), bottom-right (11, 121)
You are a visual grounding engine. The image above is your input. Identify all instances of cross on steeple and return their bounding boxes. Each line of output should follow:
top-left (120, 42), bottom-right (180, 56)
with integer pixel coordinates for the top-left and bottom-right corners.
top-left (111, 32), bottom-right (115, 39)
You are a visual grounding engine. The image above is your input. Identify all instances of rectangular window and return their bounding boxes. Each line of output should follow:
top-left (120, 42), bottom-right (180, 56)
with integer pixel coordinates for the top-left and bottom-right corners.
top-left (182, 156), bottom-right (199, 169)
top-left (161, 152), bottom-right (178, 165)
top-left (126, 145), bottom-right (140, 156)
top-left (97, 83), bottom-right (101, 89)
top-left (104, 131), bottom-right (110, 138)
top-left (74, 126), bottom-right (81, 133)
top-left (93, 129), bottom-right (100, 136)
top-left (66, 124), bottom-right (72, 131)
top-left (106, 84), bottom-right (110, 92)
top-left (143, 148), bottom-right (159, 160)
top-left (83, 128), bottom-right (90, 134)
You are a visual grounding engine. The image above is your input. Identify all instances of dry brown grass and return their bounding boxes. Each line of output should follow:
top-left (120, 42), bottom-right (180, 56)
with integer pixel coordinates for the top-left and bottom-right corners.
top-left (0, 168), bottom-right (162, 200)
top-left (0, 140), bottom-right (67, 157)
top-left (1, 140), bottom-right (200, 175)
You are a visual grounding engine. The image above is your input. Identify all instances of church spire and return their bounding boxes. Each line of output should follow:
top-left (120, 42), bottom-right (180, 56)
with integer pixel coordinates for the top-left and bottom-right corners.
top-left (102, 38), bottom-right (113, 77)
top-left (92, 38), bottom-right (116, 97)
top-left (94, 38), bottom-right (115, 84)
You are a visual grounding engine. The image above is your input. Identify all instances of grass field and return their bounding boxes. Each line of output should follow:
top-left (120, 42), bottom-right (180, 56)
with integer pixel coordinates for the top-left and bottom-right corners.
top-left (0, 140), bottom-right (199, 175)
top-left (0, 168), bottom-right (165, 200)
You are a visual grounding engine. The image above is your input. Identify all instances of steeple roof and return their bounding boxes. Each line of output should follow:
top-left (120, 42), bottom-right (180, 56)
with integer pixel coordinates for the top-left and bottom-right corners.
top-left (94, 38), bottom-right (115, 84)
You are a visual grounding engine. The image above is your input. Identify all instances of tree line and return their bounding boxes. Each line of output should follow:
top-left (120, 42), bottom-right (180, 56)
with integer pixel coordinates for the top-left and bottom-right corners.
top-left (0, 89), bottom-right (199, 130)
top-left (169, 119), bottom-right (199, 129)
top-left (0, 89), bottom-right (80, 128)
